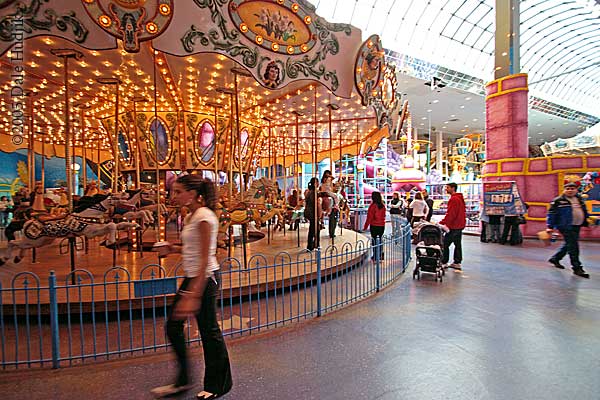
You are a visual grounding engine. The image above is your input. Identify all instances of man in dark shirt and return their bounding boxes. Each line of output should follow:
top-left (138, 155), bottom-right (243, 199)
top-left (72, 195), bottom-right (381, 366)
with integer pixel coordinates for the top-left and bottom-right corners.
top-left (304, 178), bottom-right (321, 251)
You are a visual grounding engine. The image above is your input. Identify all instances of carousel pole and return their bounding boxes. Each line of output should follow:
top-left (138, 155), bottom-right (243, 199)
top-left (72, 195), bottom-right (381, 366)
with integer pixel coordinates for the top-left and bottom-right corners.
top-left (231, 67), bottom-right (252, 271)
top-left (262, 116), bottom-right (273, 244)
top-left (206, 101), bottom-right (223, 181)
top-left (262, 116), bottom-right (273, 180)
top-left (40, 133), bottom-right (45, 189)
top-left (231, 68), bottom-right (251, 198)
top-left (327, 103), bottom-right (340, 236)
top-left (97, 133), bottom-right (101, 187)
top-left (216, 87), bottom-right (236, 199)
top-left (24, 91), bottom-right (37, 190)
top-left (152, 48), bottom-right (161, 244)
top-left (292, 111), bottom-right (304, 190)
top-left (96, 77), bottom-right (122, 193)
top-left (313, 86), bottom-right (319, 249)
top-left (132, 96), bottom-right (148, 189)
top-left (327, 104), bottom-right (339, 172)
top-left (51, 49), bottom-right (83, 213)
top-left (75, 104), bottom-right (91, 191)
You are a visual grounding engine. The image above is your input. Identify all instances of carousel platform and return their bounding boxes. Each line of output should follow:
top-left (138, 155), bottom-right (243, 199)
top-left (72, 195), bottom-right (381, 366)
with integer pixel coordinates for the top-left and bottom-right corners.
top-left (0, 224), bottom-right (369, 314)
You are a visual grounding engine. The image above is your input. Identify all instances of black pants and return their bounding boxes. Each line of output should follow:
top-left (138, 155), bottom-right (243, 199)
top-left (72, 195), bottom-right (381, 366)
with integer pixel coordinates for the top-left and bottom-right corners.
top-left (370, 225), bottom-right (385, 260)
top-left (166, 276), bottom-right (232, 394)
top-left (442, 229), bottom-right (463, 264)
top-left (553, 225), bottom-right (582, 268)
top-left (500, 216), bottom-right (520, 245)
top-left (329, 208), bottom-right (339, 238)
top-left (307, 217), bottom-right (320, 250)
top-left (5, 220), bottom-right (24, 241)
top-left (480, 221), bottom-right (488, 242)
top-left (411, 216), bottom-right (424, 227)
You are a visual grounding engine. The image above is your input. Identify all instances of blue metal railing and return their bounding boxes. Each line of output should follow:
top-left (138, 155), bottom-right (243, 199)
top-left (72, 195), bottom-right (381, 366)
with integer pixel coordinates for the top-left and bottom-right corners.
top-left (1, 225), bottom-right (411, 369)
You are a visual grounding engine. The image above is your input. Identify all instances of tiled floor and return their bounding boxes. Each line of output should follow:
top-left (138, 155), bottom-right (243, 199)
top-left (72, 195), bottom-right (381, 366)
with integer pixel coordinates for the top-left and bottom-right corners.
top-left (2, 235), bottom-right (599, 400)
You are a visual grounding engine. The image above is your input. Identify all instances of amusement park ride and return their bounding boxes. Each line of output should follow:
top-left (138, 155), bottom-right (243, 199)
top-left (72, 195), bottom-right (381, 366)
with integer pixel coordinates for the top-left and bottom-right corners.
top-left (0, 0), bottom-right (410, 277)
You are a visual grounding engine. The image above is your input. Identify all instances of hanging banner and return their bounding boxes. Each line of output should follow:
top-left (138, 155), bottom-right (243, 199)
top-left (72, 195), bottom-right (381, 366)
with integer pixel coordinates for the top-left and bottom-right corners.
top-left (483, 181), bottom-right (526, 216)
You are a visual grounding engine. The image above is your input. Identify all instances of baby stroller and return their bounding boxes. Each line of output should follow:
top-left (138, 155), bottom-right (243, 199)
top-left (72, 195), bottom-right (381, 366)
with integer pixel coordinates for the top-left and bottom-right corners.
top-left (412, 223), bottom-right (445, 282)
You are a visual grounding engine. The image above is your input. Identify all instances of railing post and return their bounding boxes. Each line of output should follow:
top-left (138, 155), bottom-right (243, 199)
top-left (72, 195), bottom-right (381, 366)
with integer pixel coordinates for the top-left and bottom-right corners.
top-left (49, 271), bottom-right (60, 369)
top-left (315, 248), bottom-right (322, 317)
top-left (375, 237), bottom-right (381, 292)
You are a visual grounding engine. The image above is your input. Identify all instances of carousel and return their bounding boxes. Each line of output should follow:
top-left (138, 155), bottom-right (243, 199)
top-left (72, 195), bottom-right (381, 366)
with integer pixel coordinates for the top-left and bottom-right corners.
top-left (0, 0), bottom-right (401, 307)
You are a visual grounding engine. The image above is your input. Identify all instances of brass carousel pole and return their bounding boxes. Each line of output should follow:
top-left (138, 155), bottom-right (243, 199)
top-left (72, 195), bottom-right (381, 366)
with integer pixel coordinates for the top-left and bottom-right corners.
top-left (206, 101), bottom-right (222, 181)
top-left (24, 91), bottom-right (36, 190)
top-left (75, 104), bottom-right (91, 191)
top-left (262, 116), bottom-right (273, 180)
top-left (292, 111), bottom-right (304, 190)
top-left (261, 116), bottom-right (273, 244)
top-left (132, 96), bottom-right (148, 189)
top-left (232, 68), bottom-right (252, 270)
top-left (231, 68), bottom-right (252, 197)
top-left (327, 104), bottom-right (339, 174)
top-left (313, 86), bottom-right (319, 250)
top-left (97, 133), bottom-right (101, 188)
top-left (51, 48), bottom-right (83, 212)
top-left (96, 77), bottom-right (122, 193)
top-left (216, 87), bottom-right (235, 199)
top-left (327, 103), bottom-right (340, 236)
top-left (40, 133), bottom-right (45, 189)
top-left (152, 48), bottom-right (161, 243)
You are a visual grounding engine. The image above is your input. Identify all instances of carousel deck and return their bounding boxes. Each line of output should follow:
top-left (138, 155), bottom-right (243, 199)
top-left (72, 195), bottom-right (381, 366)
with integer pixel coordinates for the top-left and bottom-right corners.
top-left (0, 224), bottom-right (369, 313)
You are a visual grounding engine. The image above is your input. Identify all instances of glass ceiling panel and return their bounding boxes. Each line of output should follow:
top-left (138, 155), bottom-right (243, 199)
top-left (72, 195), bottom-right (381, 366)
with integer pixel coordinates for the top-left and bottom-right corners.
top-left (307, 0), bottom-right (600, 117)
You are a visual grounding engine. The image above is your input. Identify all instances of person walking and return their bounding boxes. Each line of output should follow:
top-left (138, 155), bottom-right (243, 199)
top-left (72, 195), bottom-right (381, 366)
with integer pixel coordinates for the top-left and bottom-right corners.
top-left (422, 189), bottom-right (434, 222)
top-left (364, 191), bottom-right (386, 261)
top-left (547, 181), bottom-right (590, 278)
top-left (304, 177), bottom-right (321, 251)
top-left (0, 195), bottom-right (13, 227)
top-left (488, 215), bottom-right (502, 243)
top-left (151, 175), bottom-right (232, 399)
top-left (409, 192), bottom-right (429, 227)
top-left (389, 191), bottom-right (405, 239)
top-left (440, 183), bottom-right (466, 271)
top-left (286, 189), bottom-right (301, 231)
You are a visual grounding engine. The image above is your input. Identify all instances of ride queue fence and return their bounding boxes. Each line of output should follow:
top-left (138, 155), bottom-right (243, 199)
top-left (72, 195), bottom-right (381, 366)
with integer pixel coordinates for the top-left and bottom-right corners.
top-left (1, 225), bottom-right (411, 369)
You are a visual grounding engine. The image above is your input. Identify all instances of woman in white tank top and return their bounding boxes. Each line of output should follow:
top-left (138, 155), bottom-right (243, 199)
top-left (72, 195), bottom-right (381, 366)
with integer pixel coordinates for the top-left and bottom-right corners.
top-left (151, 175), bottom-right (232, 399)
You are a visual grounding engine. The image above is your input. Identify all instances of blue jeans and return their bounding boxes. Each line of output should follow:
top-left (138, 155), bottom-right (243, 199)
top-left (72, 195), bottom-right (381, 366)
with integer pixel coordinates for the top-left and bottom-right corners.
top-left (391, 214), bottom-right (403, 239)
top-left (552, 225), bottom-right (582, 268)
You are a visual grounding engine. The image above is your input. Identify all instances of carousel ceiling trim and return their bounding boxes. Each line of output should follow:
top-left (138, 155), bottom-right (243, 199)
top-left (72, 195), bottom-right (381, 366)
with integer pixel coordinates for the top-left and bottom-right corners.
top-left (1, 0), bottom-right (363, 97)
top-left (0, 1), bottom-right (400, 175)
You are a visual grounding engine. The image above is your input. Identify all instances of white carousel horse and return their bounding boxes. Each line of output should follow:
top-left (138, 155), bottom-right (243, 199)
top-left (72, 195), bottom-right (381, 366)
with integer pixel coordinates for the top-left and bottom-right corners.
top-left (110, 189), bottom-right (155, 226)
top-left (0, 194), bottom-right (140, 266)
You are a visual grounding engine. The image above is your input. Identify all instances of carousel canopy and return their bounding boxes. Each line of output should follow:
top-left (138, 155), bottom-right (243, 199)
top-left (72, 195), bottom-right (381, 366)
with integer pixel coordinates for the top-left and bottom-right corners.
top-left (0, 0), bottom-right (399, 172)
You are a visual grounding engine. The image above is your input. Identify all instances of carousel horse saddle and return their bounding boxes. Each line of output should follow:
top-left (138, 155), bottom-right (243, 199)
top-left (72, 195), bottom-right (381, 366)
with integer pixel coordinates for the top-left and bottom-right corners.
top-left (23, 216), bottom-right (89, 240)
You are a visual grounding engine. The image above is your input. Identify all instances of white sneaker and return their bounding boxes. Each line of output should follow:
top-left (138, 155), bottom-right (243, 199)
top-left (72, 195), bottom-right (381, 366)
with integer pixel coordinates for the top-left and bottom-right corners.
top-left (450, 263), bottom-right (462, 271)
top-left (151, 384), bottom-right (191, 398)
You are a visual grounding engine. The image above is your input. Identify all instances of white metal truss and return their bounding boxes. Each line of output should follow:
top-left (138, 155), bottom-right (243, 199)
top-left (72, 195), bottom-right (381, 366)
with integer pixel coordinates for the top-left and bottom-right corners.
top-left (307, 0), bottom-right (600, 117)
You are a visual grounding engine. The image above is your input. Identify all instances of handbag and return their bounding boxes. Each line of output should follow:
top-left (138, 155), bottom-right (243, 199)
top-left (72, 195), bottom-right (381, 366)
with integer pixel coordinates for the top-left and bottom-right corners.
top-left (517, 216), bottom-right (527, 225)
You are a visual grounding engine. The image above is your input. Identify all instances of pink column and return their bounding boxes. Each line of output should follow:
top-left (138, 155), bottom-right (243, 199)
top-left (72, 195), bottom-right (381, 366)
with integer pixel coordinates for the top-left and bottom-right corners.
top-left (484, 73), bottom-right (528, 161)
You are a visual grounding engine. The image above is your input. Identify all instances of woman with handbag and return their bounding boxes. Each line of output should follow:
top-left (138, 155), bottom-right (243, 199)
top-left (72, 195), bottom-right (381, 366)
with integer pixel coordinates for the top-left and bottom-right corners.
top-left (151, 175), bottom-right (232, 399)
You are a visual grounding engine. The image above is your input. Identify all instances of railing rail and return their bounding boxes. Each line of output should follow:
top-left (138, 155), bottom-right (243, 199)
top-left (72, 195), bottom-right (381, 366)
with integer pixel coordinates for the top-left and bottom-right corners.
top-left (1, 225), bottom-right (411, 369)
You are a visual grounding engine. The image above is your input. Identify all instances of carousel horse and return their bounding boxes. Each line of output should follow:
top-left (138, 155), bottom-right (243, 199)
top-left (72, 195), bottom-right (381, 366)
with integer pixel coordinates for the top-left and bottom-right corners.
top-left (0, 194), bottom-right (140, 266)
top-left (332, 179), bottom-right (351, 228)
top-left (215, 178), bottom-right (286, 247)
top-left (110, 189), bottom-right (156, 226)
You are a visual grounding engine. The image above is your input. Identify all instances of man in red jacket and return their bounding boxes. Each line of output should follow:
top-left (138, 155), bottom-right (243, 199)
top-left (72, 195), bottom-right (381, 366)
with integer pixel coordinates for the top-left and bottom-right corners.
top-left (440, 183), bottom-right (466, 270)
